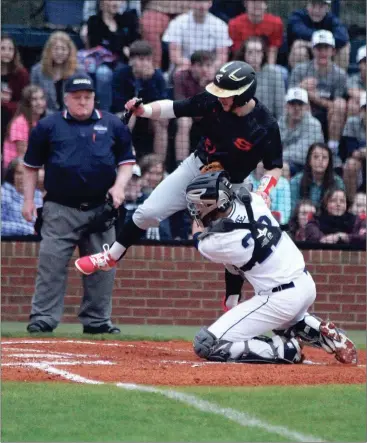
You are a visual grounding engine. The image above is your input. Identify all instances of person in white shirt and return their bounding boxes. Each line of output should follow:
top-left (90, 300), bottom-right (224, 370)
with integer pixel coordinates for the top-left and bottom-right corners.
top-left (162, 0), bottom-right (232, 73)
top-left (278, 87), bottom-right (324, 176)
top-left (187, 171), bottom-right (357, 365)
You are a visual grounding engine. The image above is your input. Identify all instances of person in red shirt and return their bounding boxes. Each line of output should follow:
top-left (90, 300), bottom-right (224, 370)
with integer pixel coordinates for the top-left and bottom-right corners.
top-left (228, 0), bottom-right (284, 64)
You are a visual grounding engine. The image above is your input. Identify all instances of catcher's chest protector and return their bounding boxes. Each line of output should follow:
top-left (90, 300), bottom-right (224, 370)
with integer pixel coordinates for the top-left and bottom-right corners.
top-left (202, 195), bottom-right (282, 271)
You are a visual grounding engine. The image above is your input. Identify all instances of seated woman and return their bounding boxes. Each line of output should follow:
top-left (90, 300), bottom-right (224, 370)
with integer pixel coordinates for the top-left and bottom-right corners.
top-left (288, 199), bottom-right (316, 242)
top-left (1, 35), bottom-right (29, 146)
top-left (3, 85), bottom-right (47, 169)
top-left (84, 0), bottom-right (140, 110)
top-left (31, 31), bottom-right (85, 113)
top-left (235, 36), bottom-right (285, 120)
top-left (290, 142), bottom-right (345, 214)
top-left (305, 188), bottom-right (366, 246)
top-left (1, 158), bottom-right (43, 236)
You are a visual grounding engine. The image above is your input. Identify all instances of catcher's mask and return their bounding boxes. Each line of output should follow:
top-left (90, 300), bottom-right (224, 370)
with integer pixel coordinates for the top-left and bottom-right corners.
top-left (205, 61), bottom-right (257, 109)
top-left (186, 171), bottom-right (234, 224)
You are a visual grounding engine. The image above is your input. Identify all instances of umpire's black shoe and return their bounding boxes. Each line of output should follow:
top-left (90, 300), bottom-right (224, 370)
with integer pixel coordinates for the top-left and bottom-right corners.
top-left (27, 321), bottom-right (54, 333)
top-left (83, 324), bottom-right (121, 334)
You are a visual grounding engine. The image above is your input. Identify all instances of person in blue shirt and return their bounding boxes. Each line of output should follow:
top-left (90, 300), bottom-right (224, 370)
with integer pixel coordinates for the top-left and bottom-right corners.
top-left (111, 40), bottom-right (168, 159)
top-left (287, 0), bottom-right (350, 71)
top-left (21, 73), bottom-right (135, 335)
top-left (1, 158), bottom-right (43, 237)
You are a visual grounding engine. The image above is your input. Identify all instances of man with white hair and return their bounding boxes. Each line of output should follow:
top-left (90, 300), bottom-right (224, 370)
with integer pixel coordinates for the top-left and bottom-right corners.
top-left (289, 29), bottom-right (347, 169)
top-left (278, 87), bottom-right (324, 176)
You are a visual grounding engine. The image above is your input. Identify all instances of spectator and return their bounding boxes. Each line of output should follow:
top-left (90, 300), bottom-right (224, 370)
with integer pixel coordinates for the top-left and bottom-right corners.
top-left (228, 0), bottom-right (283, 64)
top-left (288, 199), bottom-right (317, 241)
top-left (162, 0), bottom-right (232, 74)
top-left (1, 35), bottom-right (30, 144)
top-left (341, 92), bottom-right (366, 202)
top-left (289, 30), bottom-right (347, 169)
top-left (22, 73), bottom-right (135, 334)
top-left (347, 45), bottom-right (366, 116)
top-left (111, 40), bottom-right (168, 159)
top-left (305, 188), bottom-right (366, 246)
top-left (1, 158), bottom-right (43, 237)
top-left (173, 50), bottom-right (215, 162)
top-left (140, 1), bottom-right (191, 69)
top-left (350, 192), bottom-right (366, 217)
top-left (31, 31), bottom-right (85, 113)
top-left (83, 0), bottom-right (141, 21)
top-left (287, 0), bottom-right (350, 71)
top-left (249, 161), bottom-right (291, 224)
top-left (235, 36), bottom-right (285, 119)
top-left (3, 85), bottom-right (47, 169)
top-left (84, 0), bottom-right (140, 110)
top-left (135, 153), bottom-right (172, 240)
top-left (290, 142), bottom-right (345, 213)
top-left (278, 87), bottom-right (324, 176)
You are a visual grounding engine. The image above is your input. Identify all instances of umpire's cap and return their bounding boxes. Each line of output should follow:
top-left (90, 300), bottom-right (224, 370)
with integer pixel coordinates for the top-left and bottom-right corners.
top-left (206, 61), bottom-right (257, 107)
top-left (64, 74), bottom-right (95, 93)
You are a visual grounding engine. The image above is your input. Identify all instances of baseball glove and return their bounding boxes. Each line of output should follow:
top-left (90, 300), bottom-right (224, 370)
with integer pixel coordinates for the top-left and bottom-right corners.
top-left (200, 161), bottom-right (224, 174)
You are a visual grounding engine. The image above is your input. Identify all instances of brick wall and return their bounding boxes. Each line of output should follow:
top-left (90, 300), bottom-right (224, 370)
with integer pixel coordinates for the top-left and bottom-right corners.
top-left (1, 242), bottom-right (366, 330)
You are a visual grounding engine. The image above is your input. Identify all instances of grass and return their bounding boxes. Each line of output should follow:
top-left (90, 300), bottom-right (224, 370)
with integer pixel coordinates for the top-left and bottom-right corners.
top-left (1, 322), bottom-right (366, 348)
top-left (2, 382), bottom-right (366, 442)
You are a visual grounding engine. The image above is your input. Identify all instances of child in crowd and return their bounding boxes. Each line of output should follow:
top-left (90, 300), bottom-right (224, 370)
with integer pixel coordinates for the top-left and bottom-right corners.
top-left (288, 199), bottom-right (317, 241)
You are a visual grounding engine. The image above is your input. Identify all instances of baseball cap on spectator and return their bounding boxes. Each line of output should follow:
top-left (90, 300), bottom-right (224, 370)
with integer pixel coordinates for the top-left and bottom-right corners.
top-left (356, 45), bottom-right (366, 63)
top-left (285, 87), bottom-right (309, 104)
top-left (312, 30), bottom-right (335, 48)
top-left (132, 164), bottom-right (142, 177)
top-left (360, 92), bottom-right (366, 109)
top-left (64, 74), bottom-right (95, 93)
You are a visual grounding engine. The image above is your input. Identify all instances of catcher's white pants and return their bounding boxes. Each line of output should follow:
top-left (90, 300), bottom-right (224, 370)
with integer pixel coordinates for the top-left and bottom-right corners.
top-left (208, 270), bottom-right (316, 343)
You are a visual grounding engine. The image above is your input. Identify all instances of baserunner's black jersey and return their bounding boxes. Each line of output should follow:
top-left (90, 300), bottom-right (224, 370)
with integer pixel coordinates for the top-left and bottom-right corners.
top-left (173, 92), bottom-right (283, 183)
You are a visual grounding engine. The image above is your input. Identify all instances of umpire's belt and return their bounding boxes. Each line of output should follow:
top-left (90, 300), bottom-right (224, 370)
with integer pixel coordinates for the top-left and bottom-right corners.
top-left (45, 195), bottom-right (105, 211)
top-left (271, 269), bottom-right (308, 293)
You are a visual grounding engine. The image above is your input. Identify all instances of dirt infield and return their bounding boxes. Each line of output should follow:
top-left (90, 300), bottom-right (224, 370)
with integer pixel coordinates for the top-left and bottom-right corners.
top-left (2, 339), bottom-right (366, 386)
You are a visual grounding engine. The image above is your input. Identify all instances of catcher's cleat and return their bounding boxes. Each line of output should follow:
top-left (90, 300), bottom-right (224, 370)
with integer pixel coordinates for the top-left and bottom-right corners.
top-left (319, 321), bottom-right (358, 364)
top-left (75, 244), bottom-right (117, 275)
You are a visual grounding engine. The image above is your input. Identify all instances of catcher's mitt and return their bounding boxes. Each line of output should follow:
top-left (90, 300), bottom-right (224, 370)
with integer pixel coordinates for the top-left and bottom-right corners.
top-left (200, 161), bottom-right (224, 174)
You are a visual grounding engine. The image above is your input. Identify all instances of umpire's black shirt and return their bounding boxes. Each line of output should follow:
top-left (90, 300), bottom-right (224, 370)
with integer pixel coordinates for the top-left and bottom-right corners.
top-left (173, 92), bottom-right (283, 183)
top-left (24, 109), bottom-right (135, 204)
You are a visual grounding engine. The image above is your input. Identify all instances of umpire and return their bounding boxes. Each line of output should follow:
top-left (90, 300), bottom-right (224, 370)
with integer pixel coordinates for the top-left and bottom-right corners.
top-left (22, 73), bottom-right (135, 334)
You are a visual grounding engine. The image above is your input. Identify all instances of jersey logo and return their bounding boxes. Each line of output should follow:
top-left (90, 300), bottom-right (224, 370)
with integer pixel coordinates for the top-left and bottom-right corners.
top-left (234, 138), bottom-right (253, 151)
top-left (257, 228), bottom-right (267, 239)
top-left (228, 68), bottom-right (247, 82)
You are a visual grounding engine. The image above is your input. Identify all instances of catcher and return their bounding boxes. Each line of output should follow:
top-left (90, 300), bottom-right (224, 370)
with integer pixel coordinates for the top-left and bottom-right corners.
top-left (75, 61), bottom-right (281, 305)
top-left (186, 171), bottom-right (357, 365)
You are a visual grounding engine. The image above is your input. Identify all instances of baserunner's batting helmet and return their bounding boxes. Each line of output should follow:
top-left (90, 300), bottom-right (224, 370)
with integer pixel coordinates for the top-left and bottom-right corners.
top-left (206, 61), bottom-right (257, 107)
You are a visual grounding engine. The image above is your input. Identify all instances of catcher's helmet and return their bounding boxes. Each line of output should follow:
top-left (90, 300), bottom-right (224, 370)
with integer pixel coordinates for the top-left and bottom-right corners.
top-left (186, 171), bottom-right (234, 223)
top-left (206, 61), bottom-right (257, 107)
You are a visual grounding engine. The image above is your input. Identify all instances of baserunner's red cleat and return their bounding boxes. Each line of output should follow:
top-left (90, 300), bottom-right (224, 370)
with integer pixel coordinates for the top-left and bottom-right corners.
top-left (75, 244), bottom-right (117, 275)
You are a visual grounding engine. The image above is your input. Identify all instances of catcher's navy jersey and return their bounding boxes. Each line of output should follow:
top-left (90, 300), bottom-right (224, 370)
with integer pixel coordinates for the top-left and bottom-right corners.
top-left (173, 92), bottom-right (283, 183)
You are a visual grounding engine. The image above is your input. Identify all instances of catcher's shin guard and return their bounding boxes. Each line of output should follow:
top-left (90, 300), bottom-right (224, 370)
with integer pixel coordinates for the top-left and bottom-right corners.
top-left (233, 336), bottom-right (303, 364)
top-left (276, 314), bottom-right (358, 364)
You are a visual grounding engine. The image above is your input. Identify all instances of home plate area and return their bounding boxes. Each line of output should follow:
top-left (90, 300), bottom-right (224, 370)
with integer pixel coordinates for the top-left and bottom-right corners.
top-left (2, 339), bottom-right (365, 386)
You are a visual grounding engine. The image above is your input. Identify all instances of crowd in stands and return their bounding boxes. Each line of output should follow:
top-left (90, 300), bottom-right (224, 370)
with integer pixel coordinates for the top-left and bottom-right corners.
top-left (1, 0), bottom-right (366, 247)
